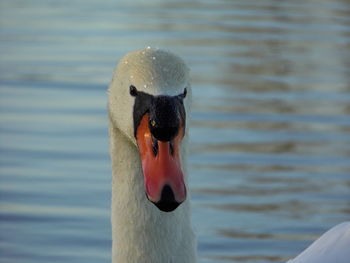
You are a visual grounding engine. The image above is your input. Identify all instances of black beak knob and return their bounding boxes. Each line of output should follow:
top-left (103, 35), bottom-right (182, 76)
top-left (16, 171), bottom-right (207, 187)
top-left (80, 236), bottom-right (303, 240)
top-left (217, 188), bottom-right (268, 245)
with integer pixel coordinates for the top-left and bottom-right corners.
top-left (149, 96), bottom-right (180, 142)
top-left (149, 119), bottom-right (178, 142)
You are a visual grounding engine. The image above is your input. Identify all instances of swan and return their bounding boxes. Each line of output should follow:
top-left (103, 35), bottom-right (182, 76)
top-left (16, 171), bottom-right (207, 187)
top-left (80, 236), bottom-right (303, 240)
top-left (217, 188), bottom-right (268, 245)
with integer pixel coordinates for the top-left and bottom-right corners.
top-left (287, 221), bottom-right (350, 263)
top-left (108, 47), bottom-right (350, 263)
top-left (108, 47), bottom-right (196, 263)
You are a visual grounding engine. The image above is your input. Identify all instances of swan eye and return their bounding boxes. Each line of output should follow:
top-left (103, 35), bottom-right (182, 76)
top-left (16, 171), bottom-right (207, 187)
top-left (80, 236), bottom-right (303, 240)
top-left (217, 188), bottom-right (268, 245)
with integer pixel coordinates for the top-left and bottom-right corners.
top-left (129, 85), bottom-right (138, 97)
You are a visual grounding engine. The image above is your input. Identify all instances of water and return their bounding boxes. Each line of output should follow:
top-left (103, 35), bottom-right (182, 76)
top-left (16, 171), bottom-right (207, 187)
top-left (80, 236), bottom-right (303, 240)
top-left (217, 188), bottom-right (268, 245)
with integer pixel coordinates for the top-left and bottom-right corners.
top-left (1, 0), bottom-right (350, 262)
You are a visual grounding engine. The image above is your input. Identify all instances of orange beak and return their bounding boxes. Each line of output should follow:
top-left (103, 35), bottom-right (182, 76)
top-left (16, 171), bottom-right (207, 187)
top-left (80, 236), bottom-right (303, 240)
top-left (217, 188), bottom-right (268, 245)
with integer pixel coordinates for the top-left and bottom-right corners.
top-left (136, 114), bottom-right (186, 212)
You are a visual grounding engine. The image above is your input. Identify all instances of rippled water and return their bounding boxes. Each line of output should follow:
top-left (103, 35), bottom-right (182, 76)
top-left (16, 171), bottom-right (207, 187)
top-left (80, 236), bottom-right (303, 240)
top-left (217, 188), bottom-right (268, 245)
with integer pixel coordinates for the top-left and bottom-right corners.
top-left (1, 1), bottom-right (350, 262)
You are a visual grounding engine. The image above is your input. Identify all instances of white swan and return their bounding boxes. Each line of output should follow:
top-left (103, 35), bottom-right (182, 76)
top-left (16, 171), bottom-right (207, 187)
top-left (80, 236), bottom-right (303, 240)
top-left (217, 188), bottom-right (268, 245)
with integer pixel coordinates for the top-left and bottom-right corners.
top-left (288, 221), bottom-right (350, 263)
top-left (108, 47), bottom-right (350, 263)
top-left (108, 48), bottom-right (196, 263)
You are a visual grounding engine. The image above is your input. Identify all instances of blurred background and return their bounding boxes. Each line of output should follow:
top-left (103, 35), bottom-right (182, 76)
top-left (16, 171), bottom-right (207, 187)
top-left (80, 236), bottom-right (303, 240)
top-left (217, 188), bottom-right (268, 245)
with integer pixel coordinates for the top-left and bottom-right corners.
top-left (1, 0), bottom-right (349, 262)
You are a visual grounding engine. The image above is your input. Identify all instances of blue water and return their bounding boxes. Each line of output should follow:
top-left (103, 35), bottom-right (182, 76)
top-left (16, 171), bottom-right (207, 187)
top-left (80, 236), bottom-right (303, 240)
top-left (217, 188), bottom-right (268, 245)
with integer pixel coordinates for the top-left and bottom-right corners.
top-left (1, 1), bottom-right (350, 262)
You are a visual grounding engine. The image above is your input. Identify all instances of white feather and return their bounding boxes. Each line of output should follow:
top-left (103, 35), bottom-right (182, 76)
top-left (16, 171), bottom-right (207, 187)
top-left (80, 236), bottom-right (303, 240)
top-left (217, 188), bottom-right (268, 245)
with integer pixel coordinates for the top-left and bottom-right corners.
top-left (288, 222), bottom-right (350, 263)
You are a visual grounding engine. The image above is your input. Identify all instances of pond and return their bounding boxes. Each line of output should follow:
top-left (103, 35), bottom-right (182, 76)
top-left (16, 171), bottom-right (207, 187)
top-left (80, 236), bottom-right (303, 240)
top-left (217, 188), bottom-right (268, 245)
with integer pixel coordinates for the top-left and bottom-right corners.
top-left (1, 0), bottom-right (350, 262)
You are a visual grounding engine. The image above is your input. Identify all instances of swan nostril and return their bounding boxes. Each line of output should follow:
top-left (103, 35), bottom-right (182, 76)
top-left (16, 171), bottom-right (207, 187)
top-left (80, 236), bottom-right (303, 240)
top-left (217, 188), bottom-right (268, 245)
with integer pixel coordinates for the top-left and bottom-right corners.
top-left (152, 136), bottom-right (158, 156)
top-left (169, 141), bottom-right (174, 155)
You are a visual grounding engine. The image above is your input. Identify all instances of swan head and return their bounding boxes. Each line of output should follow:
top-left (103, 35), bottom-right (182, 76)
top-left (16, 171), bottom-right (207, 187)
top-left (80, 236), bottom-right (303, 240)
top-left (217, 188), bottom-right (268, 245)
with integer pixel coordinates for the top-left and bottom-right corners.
top-left (108, 48), bottom-right (191, 212)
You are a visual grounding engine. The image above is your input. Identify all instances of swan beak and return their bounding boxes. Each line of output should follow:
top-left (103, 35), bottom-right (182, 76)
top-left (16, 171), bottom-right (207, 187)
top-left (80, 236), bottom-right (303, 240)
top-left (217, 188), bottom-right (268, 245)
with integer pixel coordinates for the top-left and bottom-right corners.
top-left (136, 114), bottom-right (186, 212)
